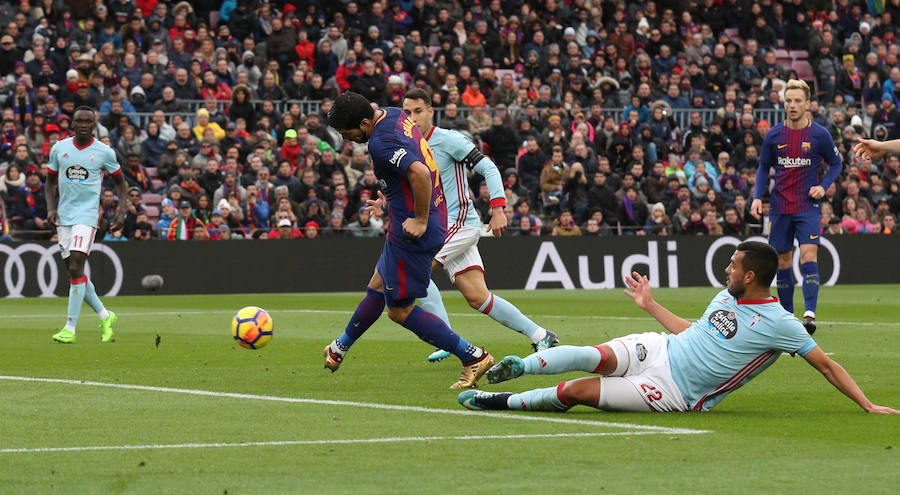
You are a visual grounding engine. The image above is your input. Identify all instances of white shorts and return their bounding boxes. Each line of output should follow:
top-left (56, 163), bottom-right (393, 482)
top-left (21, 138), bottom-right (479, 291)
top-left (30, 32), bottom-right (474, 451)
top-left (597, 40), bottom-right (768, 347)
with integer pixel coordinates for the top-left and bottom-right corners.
top-left (435, 225), bottom-right (484, 283)
top-left (57, 224), bottom-right (97, 259)
top-left (597, 332), bottom-right (689, 412)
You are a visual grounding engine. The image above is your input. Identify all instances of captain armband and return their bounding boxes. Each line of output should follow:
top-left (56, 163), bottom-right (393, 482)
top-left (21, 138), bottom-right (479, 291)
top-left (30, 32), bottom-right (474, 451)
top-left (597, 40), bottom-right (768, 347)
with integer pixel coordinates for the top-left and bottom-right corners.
top-left (460, 148), bottom-right (485, 170)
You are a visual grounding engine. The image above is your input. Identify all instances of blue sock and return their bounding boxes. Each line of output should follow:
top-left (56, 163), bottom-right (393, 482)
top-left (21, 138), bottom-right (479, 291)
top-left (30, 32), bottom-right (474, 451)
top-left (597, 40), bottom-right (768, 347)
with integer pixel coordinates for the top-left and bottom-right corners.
top-left (401, 306), bottom-right (481, 362)
top-left (479, 293), bottom-right (540, 341)
top-left (801, 262), bottom-right (819, 315)
top-left (776, 268), bottom-right (794, 314)
top-left (508, 383), bottom-right (572, 412)
top-left (336, 288), bottom-right (385, 351)
top-left (83, 279), bottom-right (107, 315)
top-left (523, 346), bottom-right (607, 375)
top-left (418, 279), bottom-right (451, 327)
top-left (66, 276), bottom-right (87, 331)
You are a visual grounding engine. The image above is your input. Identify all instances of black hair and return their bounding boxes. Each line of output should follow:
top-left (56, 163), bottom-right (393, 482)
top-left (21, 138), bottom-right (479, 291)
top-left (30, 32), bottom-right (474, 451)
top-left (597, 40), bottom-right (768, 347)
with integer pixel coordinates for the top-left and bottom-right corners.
top-left (327, 91), bottom-right (374, 130)
top-left (736, 241), bottom-right (778, 287)
top-left (74, 106), bottom-right (96, 118)
top-left (403, 88), bottom-right (432, 107)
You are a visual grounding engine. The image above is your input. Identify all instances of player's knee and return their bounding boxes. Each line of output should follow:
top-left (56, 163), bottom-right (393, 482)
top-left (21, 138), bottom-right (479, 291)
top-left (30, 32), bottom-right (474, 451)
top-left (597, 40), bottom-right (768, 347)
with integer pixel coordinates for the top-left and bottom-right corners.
top-left (67, 266), bottom-right (84, 280)
top-left (387, 306), bottom-right (413, 324)
top-left (560, 378), bottom-right (601, 407)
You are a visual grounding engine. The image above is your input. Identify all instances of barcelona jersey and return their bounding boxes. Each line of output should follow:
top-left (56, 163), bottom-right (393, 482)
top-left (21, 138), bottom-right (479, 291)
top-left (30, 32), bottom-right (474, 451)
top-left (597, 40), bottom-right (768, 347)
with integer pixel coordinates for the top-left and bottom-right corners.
top-left (755, 121), bottom-right (843, 215)
top-left (368, 107), bottom-right (447, 253)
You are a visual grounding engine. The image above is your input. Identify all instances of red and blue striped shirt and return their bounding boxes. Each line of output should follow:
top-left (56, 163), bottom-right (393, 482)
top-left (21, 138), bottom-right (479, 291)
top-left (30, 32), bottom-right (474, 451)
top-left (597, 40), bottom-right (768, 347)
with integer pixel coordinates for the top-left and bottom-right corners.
top-left (754, 120), bottom-right (843, 215)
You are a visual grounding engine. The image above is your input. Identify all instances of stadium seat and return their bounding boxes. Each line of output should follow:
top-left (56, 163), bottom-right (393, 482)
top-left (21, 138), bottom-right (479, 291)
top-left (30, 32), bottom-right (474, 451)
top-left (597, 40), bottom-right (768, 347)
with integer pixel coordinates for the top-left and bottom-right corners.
top-left (426, 46), bottom-right (440, 59)
top-left (143, 193), bottom-right (163, 206)
top-left (791, 50), bottom-right (809, 60)
top-left (774, 49), bottom-right (790, 59)
top-left (483, 57), bottom-right (493, 67)
top-left (209, 11), bottom-right (220, 30)
top-left (147, 167), bottom-right (159, 179)
top-left (151, 179), bottom-right (164, 191)
top-left (144, 205), bottom-right (159, 218)
top-left (776, 57), bottom-right (793, 70)
top-left (724, 28), bottom-right (738, 38)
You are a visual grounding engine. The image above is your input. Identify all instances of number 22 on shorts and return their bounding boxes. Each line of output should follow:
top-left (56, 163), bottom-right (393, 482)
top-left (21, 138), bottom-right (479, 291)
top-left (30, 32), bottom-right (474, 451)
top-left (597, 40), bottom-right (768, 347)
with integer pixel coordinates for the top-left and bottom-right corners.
top-left (640, 383), bottom-right (662, 402)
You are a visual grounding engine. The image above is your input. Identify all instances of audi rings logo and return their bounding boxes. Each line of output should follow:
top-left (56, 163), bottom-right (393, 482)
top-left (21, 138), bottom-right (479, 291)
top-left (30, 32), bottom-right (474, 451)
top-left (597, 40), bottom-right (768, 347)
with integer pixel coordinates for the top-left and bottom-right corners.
top-left (0, 243), bottom-right (124, 298)
top-left (704, 236), bottom-right (840, 288)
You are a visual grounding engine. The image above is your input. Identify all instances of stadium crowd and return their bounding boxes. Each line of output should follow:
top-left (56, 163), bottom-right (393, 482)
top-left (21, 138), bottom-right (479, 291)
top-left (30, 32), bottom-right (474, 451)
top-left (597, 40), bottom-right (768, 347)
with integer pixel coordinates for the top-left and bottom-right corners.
top-left (0, 0), bottom-right (900, 242)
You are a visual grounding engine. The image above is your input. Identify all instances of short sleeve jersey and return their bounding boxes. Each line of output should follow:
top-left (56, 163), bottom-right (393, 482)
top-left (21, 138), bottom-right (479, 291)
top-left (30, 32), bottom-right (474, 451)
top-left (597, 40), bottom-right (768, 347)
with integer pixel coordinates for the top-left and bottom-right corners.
top-left (47, 137), bottom-right (122, 228)
top-left (755, 121), bottom-right (843, 215)
top-left (368, 107), bottom-right (447, 252)
top-left (666, 289), bottom-right (817, 411)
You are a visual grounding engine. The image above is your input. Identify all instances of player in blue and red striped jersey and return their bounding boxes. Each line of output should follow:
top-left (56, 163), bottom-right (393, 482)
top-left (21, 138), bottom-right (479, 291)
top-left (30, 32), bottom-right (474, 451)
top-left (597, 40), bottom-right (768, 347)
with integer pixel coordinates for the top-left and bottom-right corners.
top-left (323, 92), bottom-right (494, 389)
top-left (751, 80), bottom-right (843, 334)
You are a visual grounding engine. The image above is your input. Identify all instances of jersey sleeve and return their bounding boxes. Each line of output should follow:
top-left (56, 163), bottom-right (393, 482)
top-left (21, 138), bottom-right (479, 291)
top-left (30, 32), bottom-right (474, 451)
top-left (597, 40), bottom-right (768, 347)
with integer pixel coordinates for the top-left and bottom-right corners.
top-left (369, 134), bottom-right (420, 177)
top-left (754, 130), bottom-right (775, 200)
top-left (47, 142), bottom-right (59, 175)
top-left (447, 130), bottom-right (506, 207)
top-left (817, 127), bottom-right (843, 190)
top-left (102, 146), bottom-right (122, 175)
top-left (773, 315), bottom-right (817, 356)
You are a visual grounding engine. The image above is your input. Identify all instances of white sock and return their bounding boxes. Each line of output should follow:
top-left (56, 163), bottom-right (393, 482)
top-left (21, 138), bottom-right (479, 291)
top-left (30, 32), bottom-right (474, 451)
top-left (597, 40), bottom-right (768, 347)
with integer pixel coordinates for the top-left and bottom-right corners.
top-left (64, 324), bottom-right (75, 333)
top-left (529, 327), bottom-right (548, 344)
top-left (98, 309), bottom-right (110, 320)
top-left (803, 310), bottom-right (815, 319)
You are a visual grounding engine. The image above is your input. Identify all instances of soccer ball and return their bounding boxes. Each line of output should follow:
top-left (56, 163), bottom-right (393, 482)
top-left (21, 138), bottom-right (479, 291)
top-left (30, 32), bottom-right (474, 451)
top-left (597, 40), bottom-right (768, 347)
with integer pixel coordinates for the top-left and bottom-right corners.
top-left (232, 306), bottom-right (274, 349)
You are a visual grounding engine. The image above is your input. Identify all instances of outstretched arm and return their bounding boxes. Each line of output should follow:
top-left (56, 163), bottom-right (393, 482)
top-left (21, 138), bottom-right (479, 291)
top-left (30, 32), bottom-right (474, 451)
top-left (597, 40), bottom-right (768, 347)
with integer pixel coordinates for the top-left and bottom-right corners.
top-left (803, 347), bottom-right (899, 414)
top-left (853, 138), bottom-right (900, 160)
top-left (623, 271), bottom-right (691, 334)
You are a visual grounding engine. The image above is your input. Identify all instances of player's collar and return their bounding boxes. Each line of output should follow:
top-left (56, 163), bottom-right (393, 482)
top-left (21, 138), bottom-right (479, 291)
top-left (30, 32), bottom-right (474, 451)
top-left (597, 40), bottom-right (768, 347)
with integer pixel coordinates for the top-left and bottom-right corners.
top-left (372, 109), bottom-right (387, 128)
top-left (73, 136), bottom-right (94, 150)
top-left (425, 125), bottom-right (435, 140)
top-left (736, 296), bottom-right (779, 305)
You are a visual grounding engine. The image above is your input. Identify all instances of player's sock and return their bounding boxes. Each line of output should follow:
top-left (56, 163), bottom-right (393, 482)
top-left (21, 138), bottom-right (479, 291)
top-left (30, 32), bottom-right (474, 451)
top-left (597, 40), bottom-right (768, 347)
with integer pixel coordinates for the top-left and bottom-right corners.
top-left (401, 305), bottom-right (483, 362)
top-left (478, 293), bottom-right (543, 341)
top-left (801, 262), bottom-right (819, 314)
top-left (776, 268), bottom-right (795, 313)
top-left (66, 276), bottom-right (88, 332)
top-left (523, 346), bottom-right (607, 375)
top-left (507, 383), bottom-right (573, 412)
top-left (418, 279), bottom-right (451, 327)
top-left (335, 288), bottom-right (385, 351)
top-left (83, 279), bottom-right (109, 319)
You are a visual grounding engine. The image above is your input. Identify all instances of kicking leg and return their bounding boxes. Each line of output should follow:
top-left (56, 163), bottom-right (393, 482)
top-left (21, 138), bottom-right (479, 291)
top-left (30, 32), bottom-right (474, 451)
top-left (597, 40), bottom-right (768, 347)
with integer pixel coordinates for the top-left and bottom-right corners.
top-left (387, 302), bottom-right (493, 389)
top-left (324, 269), bottom-right (386, 372)
top-left (83, 279), bottom-right (116, 342)
top-left (487, 345), bottom-right (619, 384)
top-left (455, 269), bottom-right (557, 351)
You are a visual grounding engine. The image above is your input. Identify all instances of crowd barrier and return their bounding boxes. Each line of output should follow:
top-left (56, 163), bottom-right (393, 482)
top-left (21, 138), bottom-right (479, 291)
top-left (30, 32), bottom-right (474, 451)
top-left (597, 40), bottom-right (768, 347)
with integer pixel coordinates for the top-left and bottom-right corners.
top-left (1, 235), bottom-right (895, 298)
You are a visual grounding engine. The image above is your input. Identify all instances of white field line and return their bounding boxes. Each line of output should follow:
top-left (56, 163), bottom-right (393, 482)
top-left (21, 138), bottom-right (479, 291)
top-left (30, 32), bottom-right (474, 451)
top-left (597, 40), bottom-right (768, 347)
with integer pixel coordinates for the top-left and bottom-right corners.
top-left (0, 432), bottom-right (666, 454)
top-left (6, 308), bottom-right (895, 327)
top-left (0, 375), bottom-right (709, 435)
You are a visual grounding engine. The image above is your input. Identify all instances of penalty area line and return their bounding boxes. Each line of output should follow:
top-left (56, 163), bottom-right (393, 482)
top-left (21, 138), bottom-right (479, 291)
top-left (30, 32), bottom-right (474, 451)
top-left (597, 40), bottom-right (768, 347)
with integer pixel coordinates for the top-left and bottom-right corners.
top-left (0, 375), bottom-right (709, 435)
top-left (0, 432), bottom-right (669, 454)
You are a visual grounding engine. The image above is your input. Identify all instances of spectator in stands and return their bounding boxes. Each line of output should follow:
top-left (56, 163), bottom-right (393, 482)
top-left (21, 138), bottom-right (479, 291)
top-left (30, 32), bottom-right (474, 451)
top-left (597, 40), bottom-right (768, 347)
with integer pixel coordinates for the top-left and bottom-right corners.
top-left (11, 166), bottom-right (47, 239)
top-left (348, 206), bottom-right (382, 237)
top-left (616, 186), bottom-right (648, 235)
top-left (303, 220), bottom-right (320, 239)
top-left (551, 210), bottom-right (582, 236)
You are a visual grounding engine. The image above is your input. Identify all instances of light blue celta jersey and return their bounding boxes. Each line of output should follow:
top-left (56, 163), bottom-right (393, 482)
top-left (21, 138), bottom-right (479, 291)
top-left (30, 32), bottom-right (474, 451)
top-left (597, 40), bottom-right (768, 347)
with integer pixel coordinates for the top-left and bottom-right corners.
top-left (424, 126), bottom-right (505, 233)
top-left (666, 289), bottom-right (817, 411)
top-left (48, 137), bottom-right (122, 228)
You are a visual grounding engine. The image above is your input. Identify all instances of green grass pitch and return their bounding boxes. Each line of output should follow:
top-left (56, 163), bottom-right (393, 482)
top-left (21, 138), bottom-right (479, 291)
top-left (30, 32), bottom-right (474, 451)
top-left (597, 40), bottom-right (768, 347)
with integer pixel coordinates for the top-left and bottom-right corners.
top-left (1, 286), bottom-right (898, 494)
